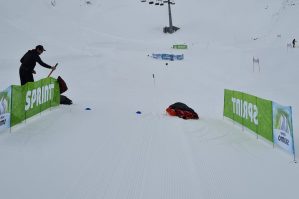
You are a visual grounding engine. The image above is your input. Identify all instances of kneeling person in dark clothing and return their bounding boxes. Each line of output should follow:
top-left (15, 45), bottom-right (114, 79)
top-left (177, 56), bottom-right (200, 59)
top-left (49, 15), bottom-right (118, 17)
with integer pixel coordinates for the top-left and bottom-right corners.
top-left (19, 45), bottom-right (56, 85)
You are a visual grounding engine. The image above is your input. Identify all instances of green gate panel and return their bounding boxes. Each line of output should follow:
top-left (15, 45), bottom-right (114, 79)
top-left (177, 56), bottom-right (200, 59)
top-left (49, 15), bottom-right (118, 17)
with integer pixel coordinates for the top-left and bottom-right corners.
top-left (11, 77), bottom-right (60, 126)
top-left (224, 89), bottom-right (273, 142)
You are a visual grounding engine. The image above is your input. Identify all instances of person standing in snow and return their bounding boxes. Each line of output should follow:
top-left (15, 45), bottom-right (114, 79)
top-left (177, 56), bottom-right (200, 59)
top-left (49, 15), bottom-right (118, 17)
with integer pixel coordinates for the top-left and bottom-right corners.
top-left (292, 38), bottom-right (297, 48)
top-left (19, 45), bottom-right (56, 85)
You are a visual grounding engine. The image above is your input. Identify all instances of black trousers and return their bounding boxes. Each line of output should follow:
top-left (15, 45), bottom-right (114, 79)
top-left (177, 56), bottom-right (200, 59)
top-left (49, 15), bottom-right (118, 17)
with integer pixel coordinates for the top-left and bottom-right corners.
top-left (19, 67), bottom-right (34, 86)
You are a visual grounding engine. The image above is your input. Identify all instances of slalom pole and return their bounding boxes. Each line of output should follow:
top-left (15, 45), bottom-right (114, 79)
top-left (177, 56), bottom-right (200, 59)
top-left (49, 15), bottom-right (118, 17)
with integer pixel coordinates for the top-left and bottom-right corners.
top-left (152, 73), bottom-right (158, 114)
top-left (255, 96), bottom-right (259, 139)
top-left (9, 86), bottom-right (13, 133)
top-left (242, 93), bottom-right (244, 132)
top-left (253, 57), bottom-right (254, 72)
top-left (290, 107), bottom-right (297, 163)
top-left (39, 80), bottom-right (42, 116)
top-left (271, 101), bottom-right (275, 149)
top-left (223, 90), bottom-right (225, 120)
top-left (25, 83), bottom-right (28, 124)
top-left (47, 63), bottom-right (58, 111)
top-left (259, 62), bottom-right (260, 72)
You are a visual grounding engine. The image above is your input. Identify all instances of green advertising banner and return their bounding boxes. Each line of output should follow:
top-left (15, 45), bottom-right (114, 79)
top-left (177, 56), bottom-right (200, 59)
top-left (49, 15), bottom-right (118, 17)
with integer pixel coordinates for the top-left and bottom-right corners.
top-left (173, 44), bottom-right (188, 49)
top-left (11, 77), bottom-right (60, 127)
top-left (224, 89), bottom-right (273, 142)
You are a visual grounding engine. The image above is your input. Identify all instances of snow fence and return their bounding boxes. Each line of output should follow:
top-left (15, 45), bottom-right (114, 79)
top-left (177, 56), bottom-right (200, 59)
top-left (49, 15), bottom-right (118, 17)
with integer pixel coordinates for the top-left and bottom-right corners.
top-left (0, 77), bottom-right (60, 132)
top-left (223, 89), bottom-right (295, 157)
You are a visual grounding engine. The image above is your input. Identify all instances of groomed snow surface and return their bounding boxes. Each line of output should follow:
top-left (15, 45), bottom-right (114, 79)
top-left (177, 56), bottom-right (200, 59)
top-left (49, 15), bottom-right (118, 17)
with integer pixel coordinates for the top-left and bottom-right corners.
top-left (1, 0), bottom-right (299, 199)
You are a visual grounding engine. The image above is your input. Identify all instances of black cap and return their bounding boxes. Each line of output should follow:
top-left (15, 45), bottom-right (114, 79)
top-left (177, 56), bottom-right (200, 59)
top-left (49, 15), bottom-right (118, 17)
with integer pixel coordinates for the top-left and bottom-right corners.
top-left (36, 45), bottom-right (46, 51)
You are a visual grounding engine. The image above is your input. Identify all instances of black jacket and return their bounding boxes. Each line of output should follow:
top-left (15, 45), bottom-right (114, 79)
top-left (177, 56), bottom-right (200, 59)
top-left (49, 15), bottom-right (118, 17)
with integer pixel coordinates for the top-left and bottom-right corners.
top-left (20, 49), bottom-right (51, 72)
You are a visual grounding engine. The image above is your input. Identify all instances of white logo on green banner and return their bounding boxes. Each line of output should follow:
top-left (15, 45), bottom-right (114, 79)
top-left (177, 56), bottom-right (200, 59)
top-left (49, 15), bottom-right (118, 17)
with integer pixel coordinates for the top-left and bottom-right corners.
top-left (273, 102), bottom-right (295, 154)
top-left (25, 83), bottom-right (55, 111)
top-left (231, 97), bottom-right (259, 125)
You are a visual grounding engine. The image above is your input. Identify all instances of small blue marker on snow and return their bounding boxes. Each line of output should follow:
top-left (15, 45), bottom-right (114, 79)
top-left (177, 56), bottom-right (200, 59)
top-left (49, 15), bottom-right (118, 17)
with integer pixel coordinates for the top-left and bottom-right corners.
top-left (136, 111), bottom-right (142, 114)
top-left (85, 108), bottom-right (91, 110)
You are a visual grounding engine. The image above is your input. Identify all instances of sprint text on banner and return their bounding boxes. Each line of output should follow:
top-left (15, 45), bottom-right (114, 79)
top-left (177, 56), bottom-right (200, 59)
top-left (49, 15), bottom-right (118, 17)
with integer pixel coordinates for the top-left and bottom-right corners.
top-left (25, 83), bottom-right (55, 111)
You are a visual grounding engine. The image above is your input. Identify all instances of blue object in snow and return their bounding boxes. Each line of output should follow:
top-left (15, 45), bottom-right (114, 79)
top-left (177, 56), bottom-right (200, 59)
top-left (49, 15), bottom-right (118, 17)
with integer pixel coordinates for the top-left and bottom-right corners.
top-left (136, 111), bottom-right (142, 114)
top-left (151, 53), bottom-right (184, 61)
top-left (85, 108), bottom-right (91, 110)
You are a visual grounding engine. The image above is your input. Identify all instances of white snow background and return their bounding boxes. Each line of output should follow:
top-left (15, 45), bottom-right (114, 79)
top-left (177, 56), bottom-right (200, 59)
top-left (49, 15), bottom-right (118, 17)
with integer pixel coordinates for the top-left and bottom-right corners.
top-left (1, 0), bottom-right (299, 198)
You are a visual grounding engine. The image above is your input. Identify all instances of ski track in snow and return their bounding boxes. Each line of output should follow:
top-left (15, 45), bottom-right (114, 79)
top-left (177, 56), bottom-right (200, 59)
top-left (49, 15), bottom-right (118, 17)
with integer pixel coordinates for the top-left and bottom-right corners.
top-left (1, 1), bottom-right (299, 199)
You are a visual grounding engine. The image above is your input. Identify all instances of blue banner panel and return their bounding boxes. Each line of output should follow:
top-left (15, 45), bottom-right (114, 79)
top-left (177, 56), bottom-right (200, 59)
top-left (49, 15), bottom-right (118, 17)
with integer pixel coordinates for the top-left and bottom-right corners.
top-left (0, 86), bottom-right (11, 132)
top-left (151, 53), bottom-right (184, 61)
top-left (272, 102), bottom-right (295, 155)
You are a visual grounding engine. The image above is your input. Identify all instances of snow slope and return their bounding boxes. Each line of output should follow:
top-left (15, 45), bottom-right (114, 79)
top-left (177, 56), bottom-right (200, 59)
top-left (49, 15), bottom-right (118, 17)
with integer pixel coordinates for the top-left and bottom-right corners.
top-left (1, 0), bottom-right (299, 198)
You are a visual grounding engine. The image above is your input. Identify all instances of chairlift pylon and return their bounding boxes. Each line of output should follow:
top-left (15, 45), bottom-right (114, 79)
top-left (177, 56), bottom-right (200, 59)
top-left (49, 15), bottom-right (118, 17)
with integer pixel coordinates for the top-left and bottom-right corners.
top-left (162, 0), bottom-right (175, 4)
top-left (140, 0), bottom-right (179, 34)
